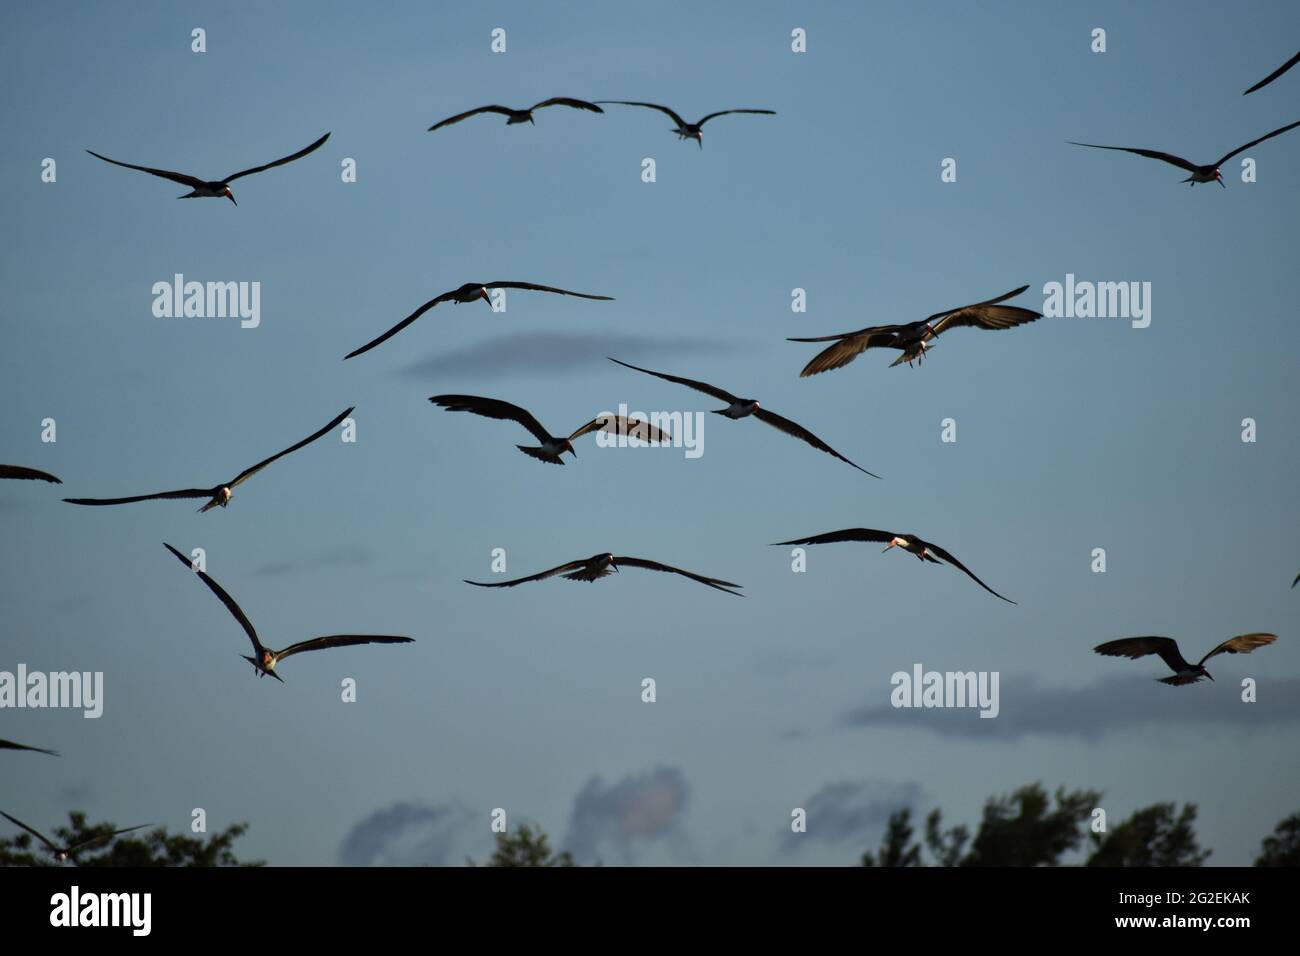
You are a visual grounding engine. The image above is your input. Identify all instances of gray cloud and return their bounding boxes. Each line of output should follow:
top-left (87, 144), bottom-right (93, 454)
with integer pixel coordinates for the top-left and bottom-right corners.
top-left (400, 332), bottom-right (737, 382)
top-left (841, 676), bottom-right (1300, 740)
top-left (564, 765), bottom-right (690, 863)
top-left (253, 546), bottom-right (372, 578)
top-left (339, 801), bottom-right (481, 867)
top-left (782, 779), bottom-right (923, 855)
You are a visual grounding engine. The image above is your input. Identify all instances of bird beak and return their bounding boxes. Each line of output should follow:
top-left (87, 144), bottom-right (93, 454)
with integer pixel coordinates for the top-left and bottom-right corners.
top-left (480, 288), bottom-right (492, 306)
top-left (1205, 671), bottom-right (1214, 682)
top-left (1216, 172), bottom-right (1225, 189)
top-left (881, 542), bottom-right (895, 553)
top-left (567, 442), bottom-right (577, 458)
top-left (611, 561), bottom-right (619, 572)
top-left (225, 189), bottom-right (237, 205)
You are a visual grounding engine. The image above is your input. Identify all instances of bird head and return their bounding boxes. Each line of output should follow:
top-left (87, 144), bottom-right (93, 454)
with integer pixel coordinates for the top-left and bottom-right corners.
top-left (601, 553), bottom-right (617, 571)
top-left (1200, 667), bottom-right (1214, 682)
top-left (479, 286), bottom-right (492, 305)
top-left (223, 187), bottom-right (237, 205)
top-left (1214, 168), bottom-right (1225, 188)
top-left (564, 439), bottom-right (577, 458)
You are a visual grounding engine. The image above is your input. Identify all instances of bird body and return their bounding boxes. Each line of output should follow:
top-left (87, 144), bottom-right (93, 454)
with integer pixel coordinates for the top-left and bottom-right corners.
top-left (596, 102), bottom-right (774, 148)
top-left (428, 98), bottom-right (603, 131)
top-left (1094, 634), bottom-right (1276, 686)
top-left (465, 551), bottom-right (743, 595)
top-left (1, 811), bottom-right (148, 863)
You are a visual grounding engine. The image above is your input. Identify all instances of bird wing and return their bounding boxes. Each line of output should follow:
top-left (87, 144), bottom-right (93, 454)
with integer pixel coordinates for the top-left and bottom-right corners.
top-left (0, 811), bottom-right (60, 853)
top-left (220, 132), bottom-right (330, 183)
top-left (606, 357), bottom-right (738, 402)
top-left (925, 542), bottom-right (1017, 604)
top-left (1214, 119), bottom-right (1300, 166)
top-left (344, 292), bottom-right (459, 359)
top-left (567, 414), bottom-right (672, 444)
top-left (483, 281), bottom-right (613, 301)
top-left (772, 528), bottom-right (894, 547)
top-left (752, 407), bottom-right (880, 478)
top-left (85, 150), bottom-right (207, 189)
top-left (0, 464), bottom-right (62, 483)
top-left (1244, 50), bottom-right (1300, 94)
top-left (1067, 142), bottom-right (1199, 173)
top-left (696, 108), bottom-right (776, 126)
top-left (429, 395), bottom-right (553, 444)
top-left (788, 329), bottom-right (905, 377)
top-left (164, 543), bottom-right (265, 657)
top-left (228, 407), bottom-right (353, 488)
top-left (428, 105), bottom-right (515, 131)
top-left (929, 287), bottom-right (1042, 336)
top-left (465, 561), bottom-right (590, 588)
top-left (1293, 571), bottom-right (1299, 588)
top-left (67, 824), bottom-right (152, 854)
top-left (64, 487), bottom-right (215, 506)
top-left (531, 97), bottom-right (604, 114)
top-left (1198, 633), bottom-right (1277, 667)
top-left (596, 101), bottom-right (688, 127)
top-left (612, 556), bottom-right (743, 595)
top-left (0, 739), bottom-right (58, 756)
top-left (1093, 636), bottom-right (1190, 673)
top-left (274, 634), bottom-right (413, 661)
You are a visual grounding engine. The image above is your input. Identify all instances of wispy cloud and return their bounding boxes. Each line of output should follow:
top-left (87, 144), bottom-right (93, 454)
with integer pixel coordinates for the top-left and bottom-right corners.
top-left (339, 801), bottom-right (482, 867)
top-left (564, 765), bottom-right (690, 863)
top-left (781, 779), bottom-right (922, 855)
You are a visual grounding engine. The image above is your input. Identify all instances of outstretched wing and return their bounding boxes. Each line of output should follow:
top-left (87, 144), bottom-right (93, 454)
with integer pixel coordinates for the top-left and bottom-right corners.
top-left (1215, 119), bottom-right (1300, 166)
top-left (344, 292), bottom-right (461, 359)
top-left (607, 357), bottom-right (739, 403)
top-left (596, 101), bottom-right (688, 127)
top-left (613, 556), bottom-right (743, 595)
top-left (220, 132), bottom-right (330, 183)
top-left (64, 487), bottom-right (214, 506)
top-left (428, 105), bottom-right (515, 131)
top-left (1067, 141), bottom-right (1199, 173)
top-left (274, 634), bottom-right (413, 662)
top-left (696, 108), bottom-right (776, 126)
top-left (430, 395), bottom-right (553, 444)
top-left (788, 328), bottom-right (906, 377)
top-left (1244, 50), bottom-right (1300, 95)
top-left (85, 150), bottom-right (206, 189)
top-left (0, 739), bottom-right (58, 756)
top-left (772, 528), bottom-right (894, 547)
top-left (567, 414), bottom-right (672, 444)
top-left (926, 543), bottom-right (1017, 605)
top-left (0, 811), bottom-right (61, 853)
top-left (752, 408), bottom-right (880, 478)
top-left (67, 823), bottom-right (152, 855)
top-left (0, 464), bottom-right (62, 483)
top-left (1198, 633), bottom-right (1277, 667)
top-left (929, 286), bottom-right (1041, 336)
top-left (531, 97), bottom-right (604, 114)
top-left (164, 542), bottom-right (265, 657)
top-left (484, 282), bottom-right (613, 301)
top-left (465, 561), bottom-right (589, 588)
top-left (229, 407), bottom-right (354, 487)
top-left (1093, 636), bottom-right (1190, 673)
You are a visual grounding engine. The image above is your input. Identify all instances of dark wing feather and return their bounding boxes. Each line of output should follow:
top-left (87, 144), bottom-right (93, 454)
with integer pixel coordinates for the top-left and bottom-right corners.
top-left (595, 101), bottom-right (688, 127)
top-left (926, 542), bottom-right (1017, 604)
top-left (85, 150), bottom-right (206, 189)
top-left (164, 542), bottom-right (265, 656)
top-left (0, 739), bottom-right (58, 756)
top-left (567, 414), bottom-right (672, 444)
top-left (1093, 636), bottom-right (1189, 673)
top-left (465, 561), bottom-right (589, 588)
top-left (1067, 142), bottom-right (1199, 173)
top-left (0, 811), bottom-right (60, 852)
top-left (428, 105), bottom-right (515, 131)
top-left (771, 528), bottom-right (894, 547)
top-left (923, 285), bottom-right (1032, 322)
top-left (344, 292), bottom-right (458, 359)
top-left (229, 407), bottom-right (353, 487)
top-left (429, 395), bottom-right (553, 444)
top-left (930, 290), bottom-right (1042, 336)
top-left (789, 329), bottom-right (904, 377)
top-left (752, 408), bottom-right (880, 478)
top-left (612, 556), bottom-right (743, 595)
top-left (1244, 50), bottom-right (1300, 94)
top-left (220, 132), bottom-right (330, 183)
top-left (531, 97), bottom-right (604, 114)
top-left (0, 465), bottom-right (62, 483)
top-left (274, 634), bottom-right (413, 661)
top-left (606, 357), bottom-right (738, 402)
top-left (696, 108), bottom-right (776, 126)
top-left (483, 282), bottom-right (613, 301)
top-left (67, 824), bottom-right (151, 854)
top-left (64, 488), bottom-right (214, 506)
top-left (1198, 633), bottom-right (1277, 667)
top-left (1215, 119), bottom-right (1300, 166)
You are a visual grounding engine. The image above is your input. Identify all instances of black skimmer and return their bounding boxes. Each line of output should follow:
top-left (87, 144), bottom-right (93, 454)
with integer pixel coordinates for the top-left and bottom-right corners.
top-left (596, 101), bottom-right (774, 147)
top-left (1244, 50), bottom-right (1300, 94)
top-left (1292, 572), bottom-right (1299, 588)
top-left (772, 528), bottom-right (1016, 604)
top-left (64, 407), bottom-right (353, 513)
top-left (429, 394), bottom-right (671, 464)
top-left (788, 285), bottom-right (1041, 375)
top-left (344, 282), bottom-right (614, 360)
top-left (429, 98), bottom-right (603, 131)
top-left (465, 552), bottom-right (742, 596)
top-left (1068, 120), bottom-right (1300, 187)
top-left (0, 739), bottom-right (58, 756)
top-left (0, 811), bottom-right (148, 864)
top-left (0, 464), bottom-right (61, 483)
top-left (607, 357), bottom-right (879, 477)
top-left (1094, 633), bottom-right (1277, 686)
top-left (86, 132), bottom-right (329, 204)
top-left (163, 543), bottom-right (412, 682)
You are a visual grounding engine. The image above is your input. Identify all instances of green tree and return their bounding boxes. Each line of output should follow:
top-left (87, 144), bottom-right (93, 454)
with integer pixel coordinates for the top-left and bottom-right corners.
top-left (861, 808), bottom-right (922, 867)
top-left (962, 784), bottom-right (1100, 866)
top-left (1087, 803), bottom-right (1209, 866)
top-left (1255, 812), bottom-right (1300, 867)
top-left (472, 823), bottom-right (576, 867)
top-left (0, 812), bottom-right (262, 866)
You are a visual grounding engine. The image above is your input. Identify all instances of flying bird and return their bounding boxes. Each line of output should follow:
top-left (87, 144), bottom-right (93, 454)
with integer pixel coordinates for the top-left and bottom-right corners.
top-left (772, 528), bottom-right (1016, 604)
top-left (596, 101), bottom-right (774, 147)
top-left (1293, 572), bottom-right (1299, 588)
top-left (429, 394), bottom-right (671, 464)
top-left (1094, 633), bottom-right (1277, 686)
top-left (788, 285), bottom-right (1041, 375)
top-left (344, 281), bottom-right (614, 359)
top-left (64, 407), bottom-right (353, 513)
top-left (164, 544), bottom-right (412, 682)
top-left (607, 357), bottom-right (879, 477)
top-left (429, 97), bottom-right (603, 131)
top-left (0, 739), bottom-right (58, 756)
top-left (1244, 49), bottom-right (1300, 94)
top-left (465, 552), bottom-right (742, 596)
top-left (0, 811), bottom-right (148, 864)
top-left (1068, 120), bottom-right (1300, 187)
top-left (86, 132), bottom-right (330, 204)
top-left (0, 464), bottom-right (61, 483)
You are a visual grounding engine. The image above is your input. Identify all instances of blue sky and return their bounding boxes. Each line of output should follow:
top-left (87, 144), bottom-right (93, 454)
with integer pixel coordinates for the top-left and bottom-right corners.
top-left (2, 0), bottom-right (1297, 865)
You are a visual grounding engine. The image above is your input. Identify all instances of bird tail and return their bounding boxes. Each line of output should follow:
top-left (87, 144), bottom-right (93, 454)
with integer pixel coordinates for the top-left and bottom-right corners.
top-left (1157, 674), bottom-right (1200, 686)
top-left (515, 445), bottom-right (564, 465)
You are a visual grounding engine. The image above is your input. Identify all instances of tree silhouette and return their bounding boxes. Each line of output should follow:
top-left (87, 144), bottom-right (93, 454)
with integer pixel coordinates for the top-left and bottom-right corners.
top-left (1087, 803), bottom-right (1209, 866)
top-left (470, 823), bottom-right (576, 867)
top-left (861, 809), bottom-right (922, 867)
top-left (0, 812), bottom-right (262, 867)
top-left (1255, 812), bottom-right (1300, 867)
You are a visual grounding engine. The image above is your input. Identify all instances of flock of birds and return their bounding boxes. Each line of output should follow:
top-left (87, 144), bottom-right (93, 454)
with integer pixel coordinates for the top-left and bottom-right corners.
top-left (3, 39), bottom-right (1298, 862)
